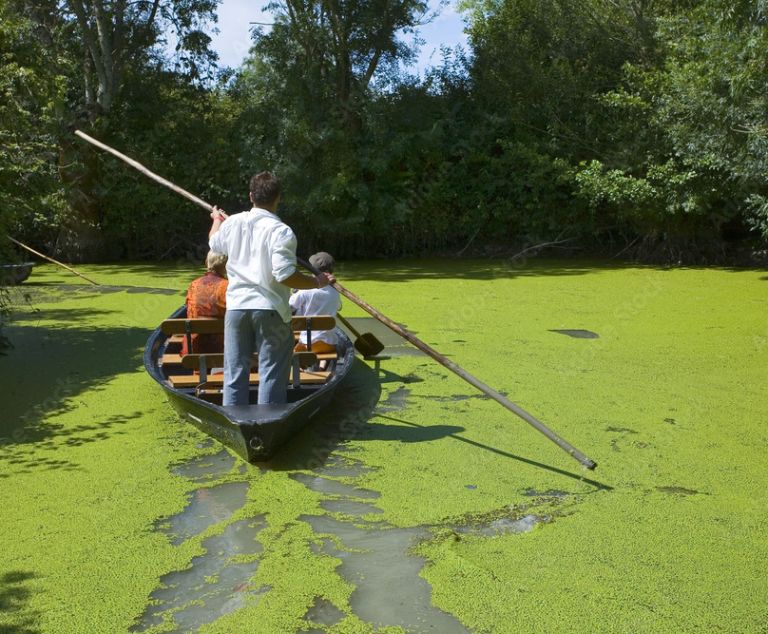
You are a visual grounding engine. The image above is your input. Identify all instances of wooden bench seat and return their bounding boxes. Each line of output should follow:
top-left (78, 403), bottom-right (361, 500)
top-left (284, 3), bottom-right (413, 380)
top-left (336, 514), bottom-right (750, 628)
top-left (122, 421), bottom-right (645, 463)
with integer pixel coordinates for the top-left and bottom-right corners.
top-left (167, 370), bottom-right (331, 389)
top-left (161, 315), bottom-right (336, 335)
top-left (165, 349), bottom-right (335, 392)
top-left (168, 372), bottom-right (255, 389)
top-left (161, 316), bottom-right (338, 362)
top-left (160, 350), bottom-right (337, 367)
top-left (161, 316), bottom-right (338, 391)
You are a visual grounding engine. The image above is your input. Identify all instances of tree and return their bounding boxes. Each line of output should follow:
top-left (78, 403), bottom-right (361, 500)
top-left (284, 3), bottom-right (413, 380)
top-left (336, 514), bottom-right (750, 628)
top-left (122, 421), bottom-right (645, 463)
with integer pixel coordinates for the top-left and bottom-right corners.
top-left (0, 0), bottom-right (69, 251)
top-left (61, 0), bottom-right (218, 118)
top-left (258, 0), bottom-right (428, 130)
top-left (572, 0), bottom-right (768, 255)
top-left (231, 0), bottom-right (434, 256)
top-left (2, 0), bottom-right (220, 259)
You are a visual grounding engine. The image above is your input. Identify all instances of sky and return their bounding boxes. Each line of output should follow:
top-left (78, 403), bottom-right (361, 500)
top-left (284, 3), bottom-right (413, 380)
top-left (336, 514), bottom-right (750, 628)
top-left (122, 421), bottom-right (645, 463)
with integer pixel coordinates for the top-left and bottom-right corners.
top-left (207, 0), bottom-right (469, 73)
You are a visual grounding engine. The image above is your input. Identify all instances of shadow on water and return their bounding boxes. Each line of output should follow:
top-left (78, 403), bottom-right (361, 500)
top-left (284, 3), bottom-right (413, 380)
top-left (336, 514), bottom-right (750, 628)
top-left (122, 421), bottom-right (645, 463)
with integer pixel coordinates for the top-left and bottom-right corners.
top-left (0, 412), bottom-right (141, 478)
top-left (10, 307), bottom-right (120, 323)
top-left (333, 258), bottom-right (766, 284)
top-left (12, 283), bottom-right (181, 303)
top-left (375, 413), bottom-right (612, 491)
top-left (269, 360), bottom-right (461, 472)
top-left (0, 322), bottom-right (149, 469)
top-left (270, 360), bottom-right (608, 492)
top-left (0, 571), bottom-right (40, 634)
top-left (333, 258), bottom-right (640, 283)
top-left (267, 359), bottom-right (383, 471)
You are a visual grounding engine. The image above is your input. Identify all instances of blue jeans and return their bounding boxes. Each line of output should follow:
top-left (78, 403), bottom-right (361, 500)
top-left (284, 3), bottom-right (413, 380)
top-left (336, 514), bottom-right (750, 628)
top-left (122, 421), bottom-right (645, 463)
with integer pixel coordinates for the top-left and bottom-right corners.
top-left (223, 309), bottom-right (294, 406)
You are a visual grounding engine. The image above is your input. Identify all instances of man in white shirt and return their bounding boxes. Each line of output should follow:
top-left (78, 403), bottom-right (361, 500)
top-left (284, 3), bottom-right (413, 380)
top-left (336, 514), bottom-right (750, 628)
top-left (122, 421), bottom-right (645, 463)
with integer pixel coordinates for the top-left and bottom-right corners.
top-left (290, 251), bottom-right (341, 354)
top-left (208, 172), bottom-right (334, 405)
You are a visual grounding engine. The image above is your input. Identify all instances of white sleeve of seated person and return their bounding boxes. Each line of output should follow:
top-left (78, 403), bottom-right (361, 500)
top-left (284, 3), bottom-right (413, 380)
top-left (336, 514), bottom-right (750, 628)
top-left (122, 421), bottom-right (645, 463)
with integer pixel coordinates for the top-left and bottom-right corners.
top-left (289, 290), bottom-right (306, 313)
top-left (269, 225), bottom-right (298, 282)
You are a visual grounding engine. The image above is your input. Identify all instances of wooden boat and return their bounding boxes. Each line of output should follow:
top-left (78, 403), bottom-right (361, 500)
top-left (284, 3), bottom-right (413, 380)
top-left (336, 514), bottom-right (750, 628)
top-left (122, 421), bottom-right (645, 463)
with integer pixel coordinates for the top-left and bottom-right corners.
top-left (143, 306), bottom-right (355, 462)
top-left (0, 262), bottom-right (34, 285)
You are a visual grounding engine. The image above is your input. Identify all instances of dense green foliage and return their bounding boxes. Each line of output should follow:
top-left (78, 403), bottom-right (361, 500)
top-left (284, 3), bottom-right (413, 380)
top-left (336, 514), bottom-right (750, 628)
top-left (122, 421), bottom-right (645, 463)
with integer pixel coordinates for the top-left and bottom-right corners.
top-left (0, 1), bottom-right (68, 252)
top-left (0, 0), bottom-right (221, 261)
top-left (1, 0), bottom-right (766, 264)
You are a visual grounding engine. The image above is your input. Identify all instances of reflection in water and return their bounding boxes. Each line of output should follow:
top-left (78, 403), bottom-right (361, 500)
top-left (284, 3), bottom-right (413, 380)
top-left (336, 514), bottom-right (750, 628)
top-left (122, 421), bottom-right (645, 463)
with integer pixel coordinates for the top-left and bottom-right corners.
top-left (304, 597), bottom-right (346, 627)
top-left (171, 449), bottom-right (236, 482)
top-left (298, 460), bottom-right (469, 634)
top-left (131, 517), bottom-right (267, 632)
top-left (157, 481), bottom-right (249, 545)
top-left (304, 514), bottom-right (469, 634)
top-left (456, 513), bottom-right (546, 536)
top-left (320, 499), bottom-right (385, 517)
top-left (290, 473), bottom-right (380, 499)
top-left (340, 318), bottom-right (426, 357)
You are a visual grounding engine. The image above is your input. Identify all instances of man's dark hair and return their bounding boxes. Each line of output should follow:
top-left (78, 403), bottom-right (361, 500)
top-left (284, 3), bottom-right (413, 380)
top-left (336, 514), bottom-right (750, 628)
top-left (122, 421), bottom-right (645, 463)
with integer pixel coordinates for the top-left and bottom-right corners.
top-left (249, 172), bottom-right (281, 207)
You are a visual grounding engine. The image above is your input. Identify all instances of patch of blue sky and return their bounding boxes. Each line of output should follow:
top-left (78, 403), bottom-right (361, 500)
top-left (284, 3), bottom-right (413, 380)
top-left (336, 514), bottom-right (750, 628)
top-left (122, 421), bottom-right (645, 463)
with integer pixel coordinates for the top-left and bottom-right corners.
top-left (206, 0), bottom-right (469, 74)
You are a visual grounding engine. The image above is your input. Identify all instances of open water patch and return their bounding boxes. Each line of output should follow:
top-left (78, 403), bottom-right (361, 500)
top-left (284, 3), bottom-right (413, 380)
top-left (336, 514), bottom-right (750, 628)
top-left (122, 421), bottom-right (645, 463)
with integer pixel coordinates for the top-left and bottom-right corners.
top-left (455, 514), bottom-right (547, 537)
top-left (171, 449), bottom-right (237, 482)
top-left (131, 517), bottom-right (267, 632)
top-left (341, 318), bottom-right (426, 357)
top-left (523, 488), bottom-right (569, 499)
top-left (311, 455), bottom-right (373, 479)
top-left (449, 494), bottom-right (572, 539)
top-left (156, 480), bottom-right (249, 545)
top-left (304, 514), bottom-right (469, 633)
top-left (291, 473), bottom-right (380, 500)
top-left (291, 451), bottom-right (469, 633)
top-left (376, 386), bottom-right (410, 413)
top-left (302, 597), bottom-right (347, 628)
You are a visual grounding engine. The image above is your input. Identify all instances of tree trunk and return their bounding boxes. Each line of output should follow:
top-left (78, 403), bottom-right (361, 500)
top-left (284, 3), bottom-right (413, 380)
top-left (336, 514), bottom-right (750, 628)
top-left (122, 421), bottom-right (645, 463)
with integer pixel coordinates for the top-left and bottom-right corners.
top-left (56, 125), bottom-right (106, 262)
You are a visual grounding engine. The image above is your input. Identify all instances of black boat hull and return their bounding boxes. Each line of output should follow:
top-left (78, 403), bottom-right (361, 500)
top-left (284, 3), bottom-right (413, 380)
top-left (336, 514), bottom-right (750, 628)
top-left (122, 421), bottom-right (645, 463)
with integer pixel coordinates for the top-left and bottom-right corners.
top-left (0, 262), bottom-right (34, 285)
top-left (144, 306), bottom-right (355, 461)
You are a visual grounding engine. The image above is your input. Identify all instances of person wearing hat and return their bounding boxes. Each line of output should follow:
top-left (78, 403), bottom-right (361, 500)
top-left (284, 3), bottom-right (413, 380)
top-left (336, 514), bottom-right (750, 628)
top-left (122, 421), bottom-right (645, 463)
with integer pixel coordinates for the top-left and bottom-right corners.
top-left (208, 172), bottom-right (335, 406)
top-left (290, 251), bottom-right (341, 356)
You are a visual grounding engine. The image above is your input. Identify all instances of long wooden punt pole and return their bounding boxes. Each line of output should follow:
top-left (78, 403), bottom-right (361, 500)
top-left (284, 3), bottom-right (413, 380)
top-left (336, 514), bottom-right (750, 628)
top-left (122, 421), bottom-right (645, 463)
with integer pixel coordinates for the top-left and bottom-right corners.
top-left (75, 129), bottom-right (597, 470)
top-left (8, 236), bottom-right (100, 285)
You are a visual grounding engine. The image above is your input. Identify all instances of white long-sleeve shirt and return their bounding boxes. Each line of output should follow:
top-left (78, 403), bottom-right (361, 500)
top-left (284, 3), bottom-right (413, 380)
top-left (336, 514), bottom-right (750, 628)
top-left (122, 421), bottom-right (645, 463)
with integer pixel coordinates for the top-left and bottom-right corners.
top-left (289, 286), bottom-right (341, 345)
top-left (209, 207), bottom-right (297, 322)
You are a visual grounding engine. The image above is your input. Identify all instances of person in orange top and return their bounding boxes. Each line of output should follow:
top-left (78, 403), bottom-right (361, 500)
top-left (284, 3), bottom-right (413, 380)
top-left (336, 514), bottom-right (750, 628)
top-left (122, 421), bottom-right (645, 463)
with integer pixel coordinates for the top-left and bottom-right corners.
top-left (181, 251), bottom-right (228, 355)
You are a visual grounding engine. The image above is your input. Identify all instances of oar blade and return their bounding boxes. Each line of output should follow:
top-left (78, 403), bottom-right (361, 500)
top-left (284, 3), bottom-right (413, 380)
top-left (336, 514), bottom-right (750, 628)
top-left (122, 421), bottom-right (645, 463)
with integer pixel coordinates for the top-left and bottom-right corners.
top-left (354, 333), bottom-right (385, 357)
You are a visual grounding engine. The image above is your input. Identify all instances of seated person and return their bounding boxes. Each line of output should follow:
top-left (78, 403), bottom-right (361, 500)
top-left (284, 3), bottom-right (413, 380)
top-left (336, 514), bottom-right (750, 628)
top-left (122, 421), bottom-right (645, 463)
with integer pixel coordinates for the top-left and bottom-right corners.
top-left (290, 251), bottom-right (340, 356)
top-left (181, 251), bottom-right (228, 355)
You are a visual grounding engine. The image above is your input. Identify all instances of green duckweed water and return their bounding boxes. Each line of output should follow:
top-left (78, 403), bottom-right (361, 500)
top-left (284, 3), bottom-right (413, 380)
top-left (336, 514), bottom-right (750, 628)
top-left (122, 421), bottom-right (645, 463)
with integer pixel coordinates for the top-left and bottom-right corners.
top-left (1, 260), bottom-right (766, 633)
